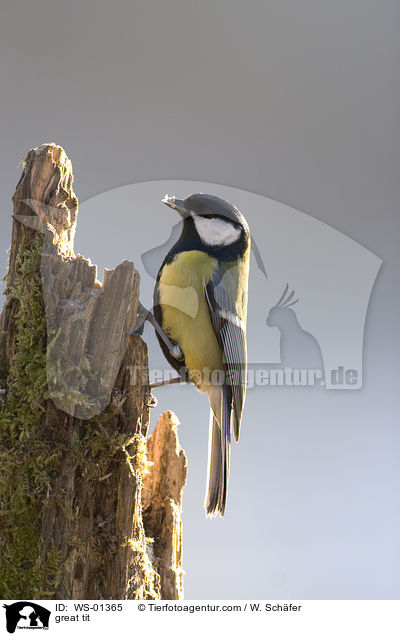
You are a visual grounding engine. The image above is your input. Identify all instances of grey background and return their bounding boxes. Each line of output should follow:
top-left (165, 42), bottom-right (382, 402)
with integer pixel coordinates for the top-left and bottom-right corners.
top-left (1, 0), bottom-right (399, 599)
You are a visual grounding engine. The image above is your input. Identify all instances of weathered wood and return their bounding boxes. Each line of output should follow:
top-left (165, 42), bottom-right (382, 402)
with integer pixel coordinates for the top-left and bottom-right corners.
top-left (0, 145), bottom-right (78, 389)
top-left (143, 411), bottom-right (187, 600)
top-left (0, 144), bottom-right (187, 600)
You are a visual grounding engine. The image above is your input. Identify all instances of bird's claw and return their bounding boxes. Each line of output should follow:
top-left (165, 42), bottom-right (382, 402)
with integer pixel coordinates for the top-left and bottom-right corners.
top-left (171, 344), bottom-right (184, 361)
top-left (124, 323), bottom-right (145, 337)
top-left (125, 303), bottom-right (151, 336)
top-left (146, 393), bottom-right (158, 408)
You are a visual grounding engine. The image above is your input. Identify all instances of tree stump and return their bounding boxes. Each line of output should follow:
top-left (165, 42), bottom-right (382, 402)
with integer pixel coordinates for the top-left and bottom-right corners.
top-left (0, 143), bottom-right (187, 600)
top-left (143, 411), bottom-right (187, 600)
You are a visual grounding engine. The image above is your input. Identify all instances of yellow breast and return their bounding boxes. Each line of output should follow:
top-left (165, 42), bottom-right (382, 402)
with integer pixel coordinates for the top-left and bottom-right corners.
top-left (158, 251), bottom-right (222, 389)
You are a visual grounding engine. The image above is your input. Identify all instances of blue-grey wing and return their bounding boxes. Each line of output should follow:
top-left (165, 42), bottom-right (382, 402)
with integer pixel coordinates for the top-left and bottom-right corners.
top-left (205, 264), bottom-right (247, 441)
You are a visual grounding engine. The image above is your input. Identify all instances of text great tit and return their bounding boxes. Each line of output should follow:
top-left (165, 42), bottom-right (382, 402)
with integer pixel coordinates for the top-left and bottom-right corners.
top-left (153, 193), bottom-right (250, 517)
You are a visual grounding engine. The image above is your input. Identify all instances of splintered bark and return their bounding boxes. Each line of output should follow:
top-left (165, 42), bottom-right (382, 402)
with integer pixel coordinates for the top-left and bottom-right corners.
top-left (0, 143), bottom-right (187, 600)
top-left (143, 411), bottom-right (187, 600)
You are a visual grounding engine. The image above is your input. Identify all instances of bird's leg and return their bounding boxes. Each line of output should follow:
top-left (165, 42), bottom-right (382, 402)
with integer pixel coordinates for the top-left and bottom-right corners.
top-left (146, 311), bottom-right (185, 360)
top-left (125, 303), bottom-right (184, 361)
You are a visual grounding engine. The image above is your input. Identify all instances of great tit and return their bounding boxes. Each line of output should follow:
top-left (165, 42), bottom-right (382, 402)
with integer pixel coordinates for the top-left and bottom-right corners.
top-left (152, 193), bottom-right (251, 517)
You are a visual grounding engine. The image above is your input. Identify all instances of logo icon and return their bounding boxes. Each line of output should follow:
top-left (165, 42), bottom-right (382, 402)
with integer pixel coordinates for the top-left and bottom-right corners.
top-left (2, 602), bottom-right (50, 633)
top-left (9, 181), bottom-right (381, 418)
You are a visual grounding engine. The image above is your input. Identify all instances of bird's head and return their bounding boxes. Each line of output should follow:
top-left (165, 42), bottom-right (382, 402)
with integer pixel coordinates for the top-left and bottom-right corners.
top-left (162, 193), bottom-right (249, 252)
top-left (266, 284), bottom-right (299, 326)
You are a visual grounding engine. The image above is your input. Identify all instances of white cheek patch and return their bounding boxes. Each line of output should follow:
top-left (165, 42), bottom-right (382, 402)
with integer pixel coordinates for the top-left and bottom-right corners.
top-left (192, 214), bottom-right (241, 246)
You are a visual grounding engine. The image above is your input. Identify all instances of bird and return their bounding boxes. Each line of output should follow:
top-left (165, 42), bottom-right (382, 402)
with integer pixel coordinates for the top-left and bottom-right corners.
top-left (151, 193), bottom-right (251, 517)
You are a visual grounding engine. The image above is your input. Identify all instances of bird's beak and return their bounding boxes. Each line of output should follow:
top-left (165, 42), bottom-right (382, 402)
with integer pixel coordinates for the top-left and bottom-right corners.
top-left (162, 194), bottom-right (188, 217)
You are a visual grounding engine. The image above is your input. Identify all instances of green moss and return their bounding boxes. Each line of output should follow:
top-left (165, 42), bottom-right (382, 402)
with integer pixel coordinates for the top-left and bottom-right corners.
top-left (124, 535), bottom-right (160, 600)
top-left (0, 233), bottom-right (157, 600)
top-left (41, 543), bottom-right (64, 595)
top-left (122, 436), bottom-right (159, 600)
top-left (0, 234), bottom-right (58, 599)
top-left (122, 434), bottom-right (159, 600)
top-left (128, 434), bottom-right (150, 477)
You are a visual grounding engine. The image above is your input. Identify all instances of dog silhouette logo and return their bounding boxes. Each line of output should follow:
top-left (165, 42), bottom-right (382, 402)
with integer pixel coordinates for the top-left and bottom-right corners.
top-left (2, 602), bottom-right (50, 633)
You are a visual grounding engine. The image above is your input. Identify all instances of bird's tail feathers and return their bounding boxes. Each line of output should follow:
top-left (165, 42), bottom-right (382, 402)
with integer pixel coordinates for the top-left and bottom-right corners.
top-left (204, 384), bottom-right (232, 517)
